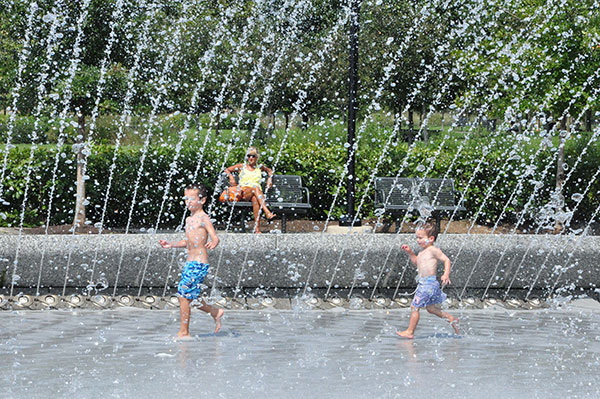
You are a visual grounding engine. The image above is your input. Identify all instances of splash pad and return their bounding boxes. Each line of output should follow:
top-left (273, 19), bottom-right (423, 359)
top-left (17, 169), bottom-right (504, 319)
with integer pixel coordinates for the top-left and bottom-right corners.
top-left (2, 0), bottom-right (600, 396)
top-left (2, 305), bottom-right (600, 398)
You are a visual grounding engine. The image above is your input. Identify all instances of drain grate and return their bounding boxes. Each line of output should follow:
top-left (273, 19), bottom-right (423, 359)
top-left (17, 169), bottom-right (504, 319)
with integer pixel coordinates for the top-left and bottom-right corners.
top-left (0, 295), bottom-right (565, 310)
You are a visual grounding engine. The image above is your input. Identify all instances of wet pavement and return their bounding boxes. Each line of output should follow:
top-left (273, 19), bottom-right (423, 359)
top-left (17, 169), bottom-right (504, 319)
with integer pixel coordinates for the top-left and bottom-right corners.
top-left (1, 305), bottom-right (599, 398)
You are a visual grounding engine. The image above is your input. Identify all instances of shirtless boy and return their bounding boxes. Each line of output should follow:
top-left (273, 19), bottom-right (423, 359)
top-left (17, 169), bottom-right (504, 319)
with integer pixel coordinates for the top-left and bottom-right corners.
top-left (396, 222), bottom-right (459, 339)
top-left (159, 183), bottom-right (224, 337)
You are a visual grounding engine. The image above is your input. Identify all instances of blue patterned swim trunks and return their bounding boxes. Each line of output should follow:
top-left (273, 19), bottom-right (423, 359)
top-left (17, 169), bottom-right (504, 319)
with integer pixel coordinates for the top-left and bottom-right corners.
top-left (411, 276), bottom-right (447, 308)
top-left (177, 261), bottom-right (210, 300)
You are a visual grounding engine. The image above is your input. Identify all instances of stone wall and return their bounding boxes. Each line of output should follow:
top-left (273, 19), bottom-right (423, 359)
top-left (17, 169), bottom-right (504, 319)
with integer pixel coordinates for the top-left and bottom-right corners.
top-left (0, 233), bottom-right (597, 294)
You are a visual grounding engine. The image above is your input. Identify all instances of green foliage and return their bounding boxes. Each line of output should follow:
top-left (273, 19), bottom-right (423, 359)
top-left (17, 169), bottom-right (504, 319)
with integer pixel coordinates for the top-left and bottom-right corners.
top-left (456, 0), bottom-right (600, 121)
top-left (1, 0), bottom-right (600, 233)
top-left (0, 1), bottom-right (21, 111)
top-left (0, 114), bottom-right (50, 144)
top-left (2, 132), bottom-right (600, 230)
top-left (1, 0), bottom-right (597, 128)
top-left (0, 144), bottom-right (76, 227)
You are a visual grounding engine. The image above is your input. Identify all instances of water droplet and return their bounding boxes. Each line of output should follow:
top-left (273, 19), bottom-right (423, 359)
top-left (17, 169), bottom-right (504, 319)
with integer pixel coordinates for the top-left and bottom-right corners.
top-left (42, 13), bottom-right (55, 23)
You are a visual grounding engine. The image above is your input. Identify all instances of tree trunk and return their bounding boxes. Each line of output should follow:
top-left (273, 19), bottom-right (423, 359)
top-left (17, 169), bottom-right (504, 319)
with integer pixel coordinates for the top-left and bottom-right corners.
top-left (421, 105), bottom-right (428, 142)
top-left (73, 114), bottom-right (87, 227)
top-left (284, 112), bottom-right (289, 130)
top-left (554, 117), bottom-right (568, 232)
top-left (441, 112), bottom-right (445, 131)
top-left (301, 113), bottom-right (308, 130)
top-left (586, 109), bottom-right (592, 132)
top-left (419, 104), bottom-right (428, 142)
top-left (408, 109), bottom-right (414, 143)
top-left (215, 115), bottom-right (221, 136)
top-left (214, 106), bottom-right (222, 136)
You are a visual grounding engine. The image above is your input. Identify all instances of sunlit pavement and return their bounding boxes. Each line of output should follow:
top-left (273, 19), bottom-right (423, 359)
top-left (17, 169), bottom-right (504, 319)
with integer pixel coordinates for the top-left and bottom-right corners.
top-left (1, 305), bottom-right (599, 398)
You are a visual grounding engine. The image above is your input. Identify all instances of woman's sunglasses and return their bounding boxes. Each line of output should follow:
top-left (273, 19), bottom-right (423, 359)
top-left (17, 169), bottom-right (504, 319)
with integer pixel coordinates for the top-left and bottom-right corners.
top-left (246, 154), bottom-right (257, 158)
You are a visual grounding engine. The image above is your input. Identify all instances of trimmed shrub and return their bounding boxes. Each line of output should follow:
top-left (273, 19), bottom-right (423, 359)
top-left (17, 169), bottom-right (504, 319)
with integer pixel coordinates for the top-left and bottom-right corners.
top-left (1, 133), bottom-right (599, 231)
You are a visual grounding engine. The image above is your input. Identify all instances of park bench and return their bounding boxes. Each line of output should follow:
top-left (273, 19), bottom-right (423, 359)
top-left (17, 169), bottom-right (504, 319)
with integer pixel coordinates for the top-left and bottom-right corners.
top-left (374, 177), bottom-right (465, 233)
top-left (220, 174), bottom-right (311, 233)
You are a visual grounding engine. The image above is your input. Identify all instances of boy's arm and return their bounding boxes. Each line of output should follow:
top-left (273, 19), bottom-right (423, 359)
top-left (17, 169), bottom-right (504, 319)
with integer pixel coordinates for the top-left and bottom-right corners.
top-left (436, 248), bottom-right (452, 285)
top-left (159, 239), bottom-right (187, 249)
top-left (401, 245), bottom-right (418, 266)
top-left (202, 214), bottom-right (219, 250)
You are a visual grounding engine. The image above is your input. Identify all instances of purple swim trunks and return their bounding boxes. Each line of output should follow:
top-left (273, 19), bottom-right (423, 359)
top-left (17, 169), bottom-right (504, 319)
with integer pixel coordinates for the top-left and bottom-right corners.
top-left (411, 276), bottom-right (447, 308)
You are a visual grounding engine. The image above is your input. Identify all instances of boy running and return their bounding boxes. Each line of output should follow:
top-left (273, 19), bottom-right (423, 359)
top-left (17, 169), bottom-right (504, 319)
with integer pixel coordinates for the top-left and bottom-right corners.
top-left (397, 222), bottom-right (459, 339)
top-left (159, 183), bottom-right (223, 337)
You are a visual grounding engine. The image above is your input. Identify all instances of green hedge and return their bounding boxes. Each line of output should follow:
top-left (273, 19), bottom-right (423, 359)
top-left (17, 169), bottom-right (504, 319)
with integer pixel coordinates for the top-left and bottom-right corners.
top-left (1, 134), bottom-right (599, 230)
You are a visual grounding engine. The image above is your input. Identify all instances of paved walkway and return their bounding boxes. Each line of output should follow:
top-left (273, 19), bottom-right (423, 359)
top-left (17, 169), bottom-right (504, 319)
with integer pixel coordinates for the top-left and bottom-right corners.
top-left (1, 306), bottom-right (599, 398)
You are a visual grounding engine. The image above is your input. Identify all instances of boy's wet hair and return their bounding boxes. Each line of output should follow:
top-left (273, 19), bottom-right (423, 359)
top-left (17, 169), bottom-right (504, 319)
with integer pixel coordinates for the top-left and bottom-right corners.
top-left (417, 221), bottom-right (438, 241)
top-left (185, 183), bottom-right (207, 198)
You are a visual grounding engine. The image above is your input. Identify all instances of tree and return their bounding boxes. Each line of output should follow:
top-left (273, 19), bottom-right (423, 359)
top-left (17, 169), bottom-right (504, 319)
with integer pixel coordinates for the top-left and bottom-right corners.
top-left (360, 1), bottom-right (464, 139)
top-left (58, 63), bottom-right (127, 226)
top-left (0, 4), bottom-right (22, 113)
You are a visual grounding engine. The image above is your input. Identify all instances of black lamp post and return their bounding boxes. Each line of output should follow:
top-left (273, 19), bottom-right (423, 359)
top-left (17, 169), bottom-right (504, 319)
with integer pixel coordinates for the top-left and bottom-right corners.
top-left (340, 0), bottom-right (362, 227)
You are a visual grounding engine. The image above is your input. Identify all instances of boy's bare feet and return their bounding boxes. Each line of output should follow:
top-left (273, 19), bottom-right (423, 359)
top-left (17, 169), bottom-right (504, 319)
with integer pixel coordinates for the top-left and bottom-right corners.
top-left (265, 210), bottom-right (275, 220)
top-left (177, 331), bottom-right (191, 339)
top-left (396, 330), bottom-right (414, 339)
top-left (449, 317), bottom-right (460, 334)
top-left (212, 308), bottom-right (224, 333)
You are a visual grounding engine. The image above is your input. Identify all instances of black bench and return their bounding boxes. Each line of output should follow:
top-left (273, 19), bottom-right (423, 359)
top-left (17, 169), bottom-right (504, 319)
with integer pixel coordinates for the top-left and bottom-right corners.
top-left (374, 177), bottom-right (465, 232)
top-left (220, 174), bottom-right (311, 233)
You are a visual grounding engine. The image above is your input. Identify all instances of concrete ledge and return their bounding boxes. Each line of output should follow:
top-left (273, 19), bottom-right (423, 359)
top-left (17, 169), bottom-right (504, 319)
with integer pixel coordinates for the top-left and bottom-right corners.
top-left (0, 233), bottom-right (598, 294)
top-left (567, 298), bottom-right (600, 311)
top-left (324, 225), bottom-right (373, 234)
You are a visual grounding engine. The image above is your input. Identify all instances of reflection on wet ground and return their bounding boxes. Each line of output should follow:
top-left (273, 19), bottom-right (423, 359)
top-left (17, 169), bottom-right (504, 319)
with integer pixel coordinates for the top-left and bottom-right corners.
top-left (1, 307), bottom-right (599, 398)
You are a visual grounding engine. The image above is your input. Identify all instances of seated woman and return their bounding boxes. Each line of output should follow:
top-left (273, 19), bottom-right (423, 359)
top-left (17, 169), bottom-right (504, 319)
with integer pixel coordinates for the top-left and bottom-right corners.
top-left (224, 147), bottom-right (275, 233)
